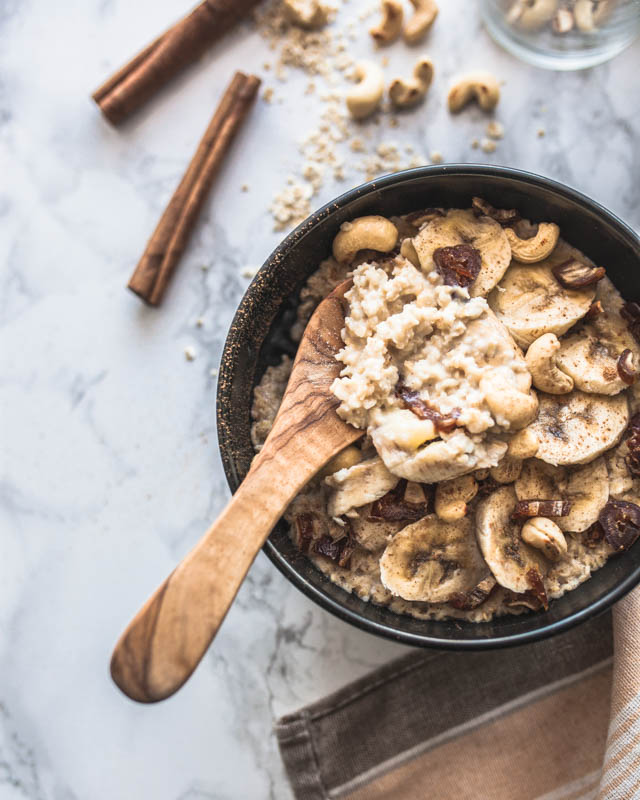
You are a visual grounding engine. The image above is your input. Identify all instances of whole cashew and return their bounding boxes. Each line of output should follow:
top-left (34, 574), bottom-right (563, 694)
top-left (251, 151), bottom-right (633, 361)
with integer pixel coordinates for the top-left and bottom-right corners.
top-left (332, 216), bottom-right (399, 263)
top-left (552, 7), bottom-right (574, 33)
top-left (400, 237), bottom-right (421, 267)
top-left (346, 61), bottom-right (385, 120)
top-left (506, 222), bottom-right (560, 263)
top-left (370, 0), bottom-right (404, 45)
top-left (448, 72), bottom-right (500, 113)
top-left (525, 334), bottom-right (574, 394)
top-left (282, 0), bottom-right (329, 29)
top-left (574, 0), bottom-right (612, 31)
top-left (508, 0), bottom-right (558, 30)
top-left (521, 517), bottom-right (568, 561)
top-left (434, 474), bottom-right (478, 521)
top-left (404, 0), bottom-right (438, 44)
top-left (389, 57), bottom-right (434, 109)
top-left (507, 427), bottom-right (540, 459)
top-left (483, 383), bottom-right (539, 430)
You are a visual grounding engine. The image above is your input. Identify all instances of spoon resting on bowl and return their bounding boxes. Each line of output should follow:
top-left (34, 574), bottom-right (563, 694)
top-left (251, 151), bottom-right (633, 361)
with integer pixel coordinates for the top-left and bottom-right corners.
top-left (111, 280), bottom-right (360, 702)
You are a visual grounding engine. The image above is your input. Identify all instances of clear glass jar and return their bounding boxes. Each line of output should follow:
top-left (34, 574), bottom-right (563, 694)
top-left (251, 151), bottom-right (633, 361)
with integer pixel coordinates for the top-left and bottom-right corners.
top-left (480, 0), bottom-right (640, 70)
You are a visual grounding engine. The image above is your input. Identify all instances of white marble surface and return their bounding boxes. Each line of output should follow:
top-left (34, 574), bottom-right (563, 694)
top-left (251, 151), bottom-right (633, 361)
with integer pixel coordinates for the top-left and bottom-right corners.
top-left (1, 0), bottom-right (639, 797)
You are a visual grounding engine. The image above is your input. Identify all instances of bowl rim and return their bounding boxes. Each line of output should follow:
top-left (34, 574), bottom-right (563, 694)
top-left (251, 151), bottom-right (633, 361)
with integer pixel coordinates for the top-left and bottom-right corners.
top-left (217, 163), bottom-right (640, 650)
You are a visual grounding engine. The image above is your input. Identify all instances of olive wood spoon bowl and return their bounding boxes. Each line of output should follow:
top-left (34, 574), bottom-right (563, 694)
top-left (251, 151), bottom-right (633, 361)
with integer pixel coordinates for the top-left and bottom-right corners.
top-left (111, 280), bottom-right (360, 702)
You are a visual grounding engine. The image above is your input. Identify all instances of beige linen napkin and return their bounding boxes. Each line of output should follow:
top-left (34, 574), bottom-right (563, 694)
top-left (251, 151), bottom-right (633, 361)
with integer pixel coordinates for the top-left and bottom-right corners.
top-left (276, 587), bottom-right (639, 800)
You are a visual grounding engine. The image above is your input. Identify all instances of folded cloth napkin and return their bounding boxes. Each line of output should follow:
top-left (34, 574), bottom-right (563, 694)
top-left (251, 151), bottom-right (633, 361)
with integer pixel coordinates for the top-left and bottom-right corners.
top-left (276, 586), bottom-right (640, 800)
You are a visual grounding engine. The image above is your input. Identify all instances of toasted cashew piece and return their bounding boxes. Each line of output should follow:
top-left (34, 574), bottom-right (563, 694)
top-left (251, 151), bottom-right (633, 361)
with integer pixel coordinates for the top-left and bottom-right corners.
top-left (434, 475), bottom-right (478, 521)
top-left (506, 223), bottom-right (560, 263)
top-left (448, 72), bottom-right (500, 113)
top-left (482, 378), bottom-right (539, 430)
top-left (507, 428), bottom-right (540, 459)
top-left (389, 57), bottom-right (434, 109)
top-left (370, 0), bottom-right (404, 45)
top-left (332, 216), bottom-right (399, 263)
top-left (552, 7), bottom-right (574, 33)
top-left (521, 517), bottom-right (568, 561)
top-left (526, 334), bottom-right (574, 394)
top-left (490, 456), bottom-right (523, 484)
top-left (346, 61), bottom-right (385, 120)
top-left (508, 0), bottom-right (558, 29)
top-left (400, 237), bottom-right (421, 267)
top-left (283, 0), bottom-right (329, 29)
top-left (404, 0), bottom-right (438, 43)
top-left (574, 0), bottom-right (612, 31)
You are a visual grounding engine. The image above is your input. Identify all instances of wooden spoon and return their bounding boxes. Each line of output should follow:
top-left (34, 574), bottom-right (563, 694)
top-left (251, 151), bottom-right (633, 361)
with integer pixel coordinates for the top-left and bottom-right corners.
top-left (111, 280), bottom-right (361, 702)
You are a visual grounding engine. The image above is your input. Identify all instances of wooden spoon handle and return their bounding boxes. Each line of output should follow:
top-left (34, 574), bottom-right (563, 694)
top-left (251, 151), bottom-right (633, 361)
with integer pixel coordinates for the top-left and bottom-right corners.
top-left (110, 451), bottom-right (304, 703)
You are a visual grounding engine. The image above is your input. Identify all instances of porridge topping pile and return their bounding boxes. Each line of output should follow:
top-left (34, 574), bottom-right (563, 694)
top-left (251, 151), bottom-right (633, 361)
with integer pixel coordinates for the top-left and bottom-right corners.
top-left (251, 198), bottom-right (640, 622)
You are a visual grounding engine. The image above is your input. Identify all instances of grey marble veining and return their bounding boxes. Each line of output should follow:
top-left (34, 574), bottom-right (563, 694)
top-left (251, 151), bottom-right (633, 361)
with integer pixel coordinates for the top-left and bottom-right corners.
top-left (0, 0), bottom-right (638, 797)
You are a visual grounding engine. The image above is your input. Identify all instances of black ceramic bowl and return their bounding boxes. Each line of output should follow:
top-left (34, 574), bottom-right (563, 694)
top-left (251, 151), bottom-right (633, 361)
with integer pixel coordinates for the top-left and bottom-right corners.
top-left (217, 164), bottom-right (640, 649)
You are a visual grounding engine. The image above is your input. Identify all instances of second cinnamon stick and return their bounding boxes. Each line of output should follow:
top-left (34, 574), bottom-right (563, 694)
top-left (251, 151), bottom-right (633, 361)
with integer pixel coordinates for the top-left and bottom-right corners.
top-left (128, 71), bottom-right (261, 306)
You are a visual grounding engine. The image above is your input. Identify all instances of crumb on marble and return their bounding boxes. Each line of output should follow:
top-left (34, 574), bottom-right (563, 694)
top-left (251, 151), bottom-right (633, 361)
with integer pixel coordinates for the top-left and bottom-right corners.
top-left (184, 346), bottom-right (197, 361)
top-left (241, 266), bottom-right (259, 279)
top-left (486, 120), bottom-right (504, 140)
top-left (537, 128), bottom-right (546, 138)
top-left (429, 150), bottom-right (443, 164)
top-left (480, 138), bottom-right (497, 153)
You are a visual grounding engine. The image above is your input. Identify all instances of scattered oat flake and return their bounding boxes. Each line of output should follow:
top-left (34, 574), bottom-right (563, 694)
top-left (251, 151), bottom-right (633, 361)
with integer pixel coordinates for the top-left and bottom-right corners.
top-left (210, 368), bottom-right (218, 377)
top-left (486, 120), bottom-right (504, 139)
top-left (241, 184), bottom-right (249, 192)
top-left (430, 150), bottom-right (443, 164)
top-left (471, 138), bottom-right (480, 149)
top-left (201, 264), bottom-right (209, 271)
top-left (481, 138), bottom-right (497, 153)
top-left (537, 128), bottom-right (546, 137)
top-left (263, 87), bottom-right (274, 103)
top-left (184, 346), bottom-right (197, 361)
top-left (196, 318), bottom-right (204, 327)
top-left (241, 266), bottom-right (258, 279)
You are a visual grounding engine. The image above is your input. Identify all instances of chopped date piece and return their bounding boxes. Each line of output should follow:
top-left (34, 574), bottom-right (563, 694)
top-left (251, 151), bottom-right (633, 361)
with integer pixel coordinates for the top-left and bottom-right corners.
top-left (294, 513), bottom-right (315, 553)
top-left (433, 244), bottom-right (482, 288)
top-left (471, 196), bottom-right (520, 227)
top-left (448, 576), bottom-right (497, 610)
top-left (513, 499), bottom-right (571, 518)
top-left (313, 528), bottom-right (356, 568)
top-left (585, 300), bottom-right (604, 319)
top-left (369, 480), bottom-right (430, 522)
top-left (626, 413), bottom-right (640, 477)
top-left (405, 208), bottom-right (445, 227)
top-left (583, 521), bottom-right (606, 547)
top-left (617, 349), bottom-right (638, 385)
top-left (598, 500), bottom-right (640, 553)
top-left (527, 568), bottom-right (549, 610)
top-left (504, 589), bottom-right (544, 612)
top-left (396, 383), bottom-right (461, 432)
top-left (552, 259), bottom-right (606, 289)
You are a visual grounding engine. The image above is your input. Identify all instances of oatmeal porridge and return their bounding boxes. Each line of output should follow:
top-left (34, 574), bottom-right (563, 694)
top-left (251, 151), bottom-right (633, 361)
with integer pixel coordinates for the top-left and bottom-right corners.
top-left (251, 198), bottom-right (640, 622)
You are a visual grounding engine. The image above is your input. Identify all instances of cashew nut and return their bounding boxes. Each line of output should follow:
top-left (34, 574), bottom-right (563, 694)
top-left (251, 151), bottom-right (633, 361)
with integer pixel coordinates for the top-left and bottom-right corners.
top-left (332, 215), bottom-right (399, 263)
top-left (508, 0), bottom-right (558, 30)
top-left (434, 474), bottom-right (478, 522)
top-left (319, 445), bottom-right (362, 478)
top-left (389, 57), bottom-right (434, 109)
top-left (506, 222), bottom-right (560, 263)
top-left (521, 517), bottom-right (568, 561)
top-left (526, 334), bottom-right (574, 394)
top-left (507, 427), bottom-right (540, 459)
top-left (346, 61), bottom-right (385, 120)
top-left (400, 237), bottom-right (421, 267)
top-left (574, 0), bottom-right (612, 31)
top-left (482, 378), bottom-right (539, 430)
top-left (370, 0), bottom-right (404, 45)
top-left (552, 6), bottom-right (574, 33)
top-left (282, 0), bottom-right (329, 29)
top-left (490, 456), bottom-right (523, 484)
top-left (448, 72), bottom-right (500, 113)
top-left (404, 0), bottom-right (438, 44)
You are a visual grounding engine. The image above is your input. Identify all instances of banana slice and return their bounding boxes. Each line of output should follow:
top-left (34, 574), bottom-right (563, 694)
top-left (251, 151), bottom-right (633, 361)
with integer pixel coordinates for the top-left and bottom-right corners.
top-left (515, 459), bottom-right (562, 501)
top-left (475, 486), bottom-right (547, 593)
top-left (559, 458), bottom-right (609, 533)
top-left (556, 279), bottom-right (640, 396)
top-left (412, 209), bottom-right (511, 297)
top-left (489, 241), bottom-right (596, 348)
top-left (379, 515), bottom-right (488, 602)
top-left (325, 456), bottom-right (399, 516)
top-left (529, 391), bottom-right (629, 466)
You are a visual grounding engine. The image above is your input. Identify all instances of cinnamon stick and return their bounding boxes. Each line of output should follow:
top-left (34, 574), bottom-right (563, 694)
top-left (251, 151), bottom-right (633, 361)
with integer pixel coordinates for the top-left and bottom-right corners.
top-left (92, 0), bottom-right (262, 125)
top-left (128, 71), bottom-right (261, 306)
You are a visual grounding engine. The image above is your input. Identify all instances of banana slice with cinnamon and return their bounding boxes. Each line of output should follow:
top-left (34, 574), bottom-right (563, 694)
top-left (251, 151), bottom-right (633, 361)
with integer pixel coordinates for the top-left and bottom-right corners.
top-left (379, 515), bottom-right (488, 603)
